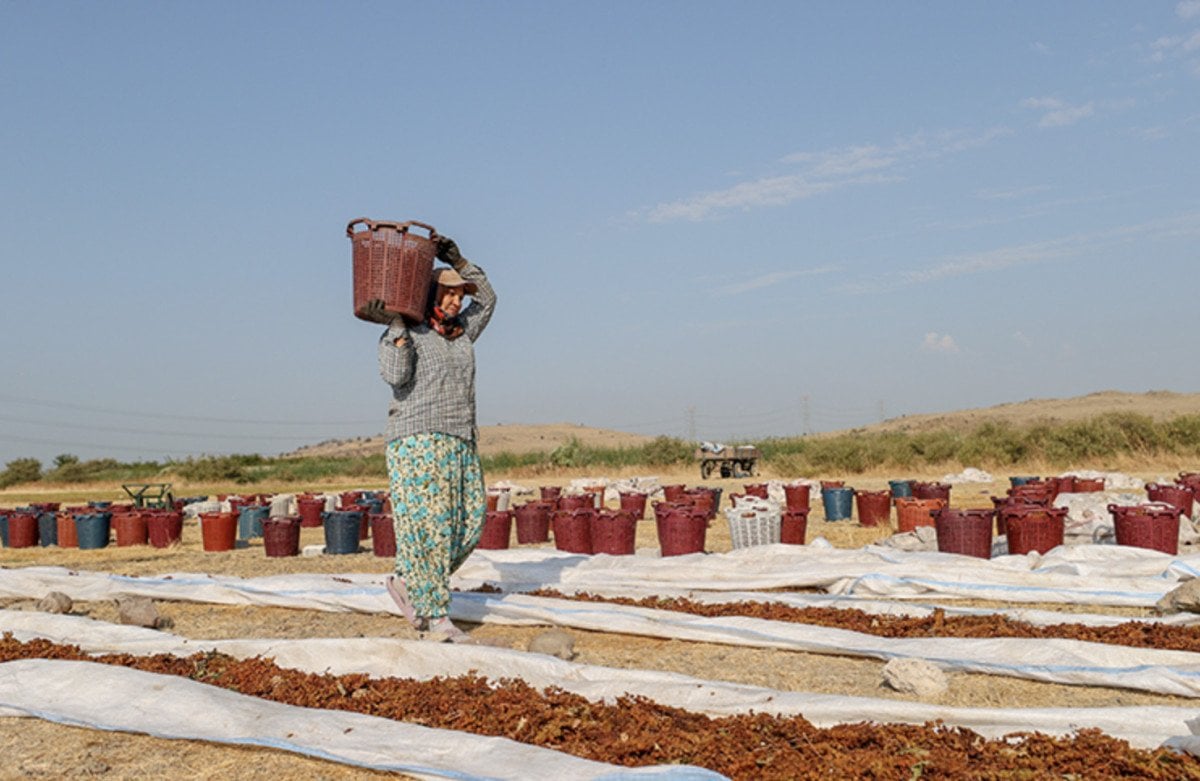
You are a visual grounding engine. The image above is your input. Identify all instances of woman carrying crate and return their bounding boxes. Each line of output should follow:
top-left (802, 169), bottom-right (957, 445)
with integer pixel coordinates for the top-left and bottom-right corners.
top-left (372, 235), bottom-right (496, 642)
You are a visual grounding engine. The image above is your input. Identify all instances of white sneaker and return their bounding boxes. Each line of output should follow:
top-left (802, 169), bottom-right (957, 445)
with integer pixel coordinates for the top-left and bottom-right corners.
top-left (385, 576), bottom-right (420, 629)
top-left (424, 617), bottom-right (474, 644)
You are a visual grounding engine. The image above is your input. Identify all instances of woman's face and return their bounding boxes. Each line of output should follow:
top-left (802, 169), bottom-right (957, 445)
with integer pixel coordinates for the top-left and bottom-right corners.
top-left (437, 285), bottom-right (465, 317)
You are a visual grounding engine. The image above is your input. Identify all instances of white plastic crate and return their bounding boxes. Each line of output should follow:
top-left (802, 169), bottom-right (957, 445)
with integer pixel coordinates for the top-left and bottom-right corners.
top-left (724, 497), bottom-right (781, 549)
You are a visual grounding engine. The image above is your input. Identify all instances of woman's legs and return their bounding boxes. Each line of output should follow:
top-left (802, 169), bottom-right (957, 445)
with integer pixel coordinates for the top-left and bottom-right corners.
top-left (386, 433), bottom-right (485, 621)
top-left (448, 443), bottom-right (486, 573)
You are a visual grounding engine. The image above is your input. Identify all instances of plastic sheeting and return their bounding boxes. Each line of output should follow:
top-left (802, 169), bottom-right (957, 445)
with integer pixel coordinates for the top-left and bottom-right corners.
top-left (1165, 715), bottom-right (1200, 755)
top-left (1055, 492), bottom-right (1200, 547)
top-left (560, 477), bottom-right (665, 503)
top-left (530, 586), bottom-right (1200, 628)
top-left (6, 562), bottom-right (1198, 631)
top-left (4, 564), bottom-right (1200, 696)
top-left (8, 535), bottom-right (1200, 769)
top-left (1, 612), bottom-right (1197, 752)
top-left (448, 592), bottom-right (1200, 698)
top-left (453, 543), bottom-right (1200, 607)
top-left (940, 468), bottom-right (993, 484)
top-left (0, 659), bottom-right (720, 780)
top-left (6, 543), bottom-right (1198, 610)
top-left (0, 566), bottom-right (393, 613)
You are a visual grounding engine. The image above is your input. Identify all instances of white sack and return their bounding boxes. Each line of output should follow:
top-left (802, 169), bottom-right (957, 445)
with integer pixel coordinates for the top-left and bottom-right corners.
top-left (269, 493), bottom-right (294, 517)
top-left (1063, 471), bottom-right (1144, 491)
top-left (940, 467), bottom-right (993, 484)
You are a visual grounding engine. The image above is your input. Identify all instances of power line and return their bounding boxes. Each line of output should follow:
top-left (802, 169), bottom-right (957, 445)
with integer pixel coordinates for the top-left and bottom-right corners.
top-left (0, 413), bottom-right (358, 442)
top-left (693, 408), bottom-right (793, 423)
top-left (590, 415), bottom-right (688, 430)
top-left (0, 393), bottom-right (377, 426)
top-left (0, 433), bottom-right (208, 457)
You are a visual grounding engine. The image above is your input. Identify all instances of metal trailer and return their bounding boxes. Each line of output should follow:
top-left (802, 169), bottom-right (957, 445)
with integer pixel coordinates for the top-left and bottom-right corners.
top-left (694, 446), bottom-right (759, 479)
top-left (121, 483), bottom-right (175, 509)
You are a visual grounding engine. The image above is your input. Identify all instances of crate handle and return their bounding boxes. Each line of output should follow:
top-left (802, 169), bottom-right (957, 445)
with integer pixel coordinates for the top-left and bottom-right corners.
top-left (405, 221), bottom-right (439, 240)
top-left (346, 218), bottom-right (440, 239)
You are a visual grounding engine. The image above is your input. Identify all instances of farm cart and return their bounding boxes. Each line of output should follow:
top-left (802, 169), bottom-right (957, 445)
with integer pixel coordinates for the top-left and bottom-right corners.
top-left (695, 445), bottom-right (759, 479)
top-left (122, 483), bottom-right (175, 509)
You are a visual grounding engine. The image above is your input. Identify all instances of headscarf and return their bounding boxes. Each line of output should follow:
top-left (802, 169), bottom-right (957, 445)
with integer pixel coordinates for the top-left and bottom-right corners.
top-left (428, 303), bottom-right (464, 340)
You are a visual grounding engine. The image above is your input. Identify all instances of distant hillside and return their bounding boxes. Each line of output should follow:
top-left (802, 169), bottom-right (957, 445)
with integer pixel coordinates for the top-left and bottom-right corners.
top-left (285, 423), bottom-right (654, 459)
top-left (861, 390), bottom-right (1200, 435)
top-left (285, 391), bottom-right (1200, 458)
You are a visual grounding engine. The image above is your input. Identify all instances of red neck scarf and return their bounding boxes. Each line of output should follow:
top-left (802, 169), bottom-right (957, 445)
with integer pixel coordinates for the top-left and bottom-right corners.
top-left (428, 305), bottom-right (464, 340)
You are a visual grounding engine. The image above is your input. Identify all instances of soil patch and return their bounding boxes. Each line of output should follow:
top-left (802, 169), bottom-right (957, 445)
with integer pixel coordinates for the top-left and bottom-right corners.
top-left (0, 717), bottom-right (404, 780)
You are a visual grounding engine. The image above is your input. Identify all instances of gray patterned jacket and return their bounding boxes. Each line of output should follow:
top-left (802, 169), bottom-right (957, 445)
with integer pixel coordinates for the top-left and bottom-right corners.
top-left (378, 260), bottom-right (496, 444)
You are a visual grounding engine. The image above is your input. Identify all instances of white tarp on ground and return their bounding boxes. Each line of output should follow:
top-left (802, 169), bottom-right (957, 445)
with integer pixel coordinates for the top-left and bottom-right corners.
top-left (5, 564), bottom-right (1200, 696)
top-left (454, 544), bottom-right (1200, 607)
top-left (1, 612), bottom-right (1198, 753)
top-left (0, 659), bottom-right (720, 781)
top-left (560, 477), bottom-right (669, 502)
top-left (8, 558), bottom-right (1197, 629)
top-left (940, 467), bottom-right (993, 484)
top-left (1055, 492), bottom-right (1200, 546)
top-left (5, 543), bottom-right (1199, 609)
top-left (515, 586), bottom-right (1200, 628)
top-left (448, 593), bottom-right (1200, 698)
top-left (3, 548), bottom-right (1195, 619)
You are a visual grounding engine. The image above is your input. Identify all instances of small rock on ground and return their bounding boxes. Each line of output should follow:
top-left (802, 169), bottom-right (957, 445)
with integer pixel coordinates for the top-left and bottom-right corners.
top-left (116, 596), bottom-right (173, 630)
top-left (882, 657), bottom-right (948, 698)
top-left (37, 592), bottom-right (73, 614)
top-left (527, 628), bottom-right (576, 660)
top-left (1156, 579), bottom-right (1200, 614)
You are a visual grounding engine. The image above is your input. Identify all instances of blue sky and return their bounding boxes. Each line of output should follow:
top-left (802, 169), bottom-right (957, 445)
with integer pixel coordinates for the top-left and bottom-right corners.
top-left (1, 1), bottom-right (1198, 467)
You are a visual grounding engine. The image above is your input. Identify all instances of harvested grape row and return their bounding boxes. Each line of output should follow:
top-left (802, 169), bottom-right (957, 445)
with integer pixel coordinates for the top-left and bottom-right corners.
top-left (529, 590), bottom-right (1200, 652)
top-left (2, 634), bottom-right (1196, 780)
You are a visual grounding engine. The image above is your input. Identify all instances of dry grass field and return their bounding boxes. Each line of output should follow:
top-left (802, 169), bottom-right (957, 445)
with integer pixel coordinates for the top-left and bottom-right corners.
top-left (288, 389), bottom-right (1200, 459)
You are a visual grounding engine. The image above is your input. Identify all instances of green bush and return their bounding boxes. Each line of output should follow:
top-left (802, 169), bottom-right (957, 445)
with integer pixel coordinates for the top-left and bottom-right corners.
top-left (0, 457), bottom-right (42, 488)
top-left (44, 457), bottom-right (160, 484)
top-left (750, 412), bottom-right (1200, 475)
top-left (1026, 413), bottom-right (1158, 462)
top-left (1163, 415), bottom-right (1200, 454)
top-left (167, 454), bottom-right (265, 484)
top-left (481, 451), bottom-right (545, 472)
top-left (958, 423), bottom-right (1027, 466)
top-left (637, 436), bottom-right (693, 466)
top-left (5, 412), bottom-right (1199, 488)
top-left (44, 461), bottom-right (91, 483)
top-left (548, 437), bottom-right (583, 468)
top-left (478, 435), bottom-right (691, 473)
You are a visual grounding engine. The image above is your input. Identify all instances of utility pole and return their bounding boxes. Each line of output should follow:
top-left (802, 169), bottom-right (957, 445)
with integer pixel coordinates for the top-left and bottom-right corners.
top-left (686, 406), bottom-right (696, 442)
top-left (877, 399), bottom-right (886, 423)
top-left (801, 395), bottom-right (811, 435)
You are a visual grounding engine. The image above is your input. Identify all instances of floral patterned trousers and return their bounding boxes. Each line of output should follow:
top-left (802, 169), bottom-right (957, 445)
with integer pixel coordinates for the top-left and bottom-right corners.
top-left (385, 433), bottom-right (485, 619)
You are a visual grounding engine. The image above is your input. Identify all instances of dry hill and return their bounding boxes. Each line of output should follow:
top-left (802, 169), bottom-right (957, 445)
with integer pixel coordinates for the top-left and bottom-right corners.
top-left (863, 390), bottom-right (1200, 435)
top-left (287, 391), bottom-right (1200, 458)
top-left (287, 423), bottom-right (653, 459)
